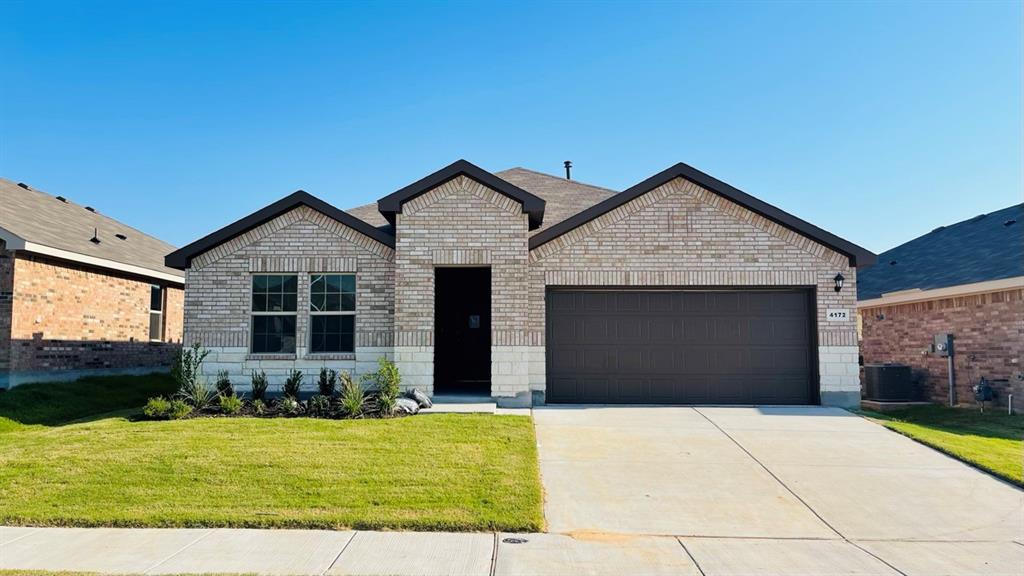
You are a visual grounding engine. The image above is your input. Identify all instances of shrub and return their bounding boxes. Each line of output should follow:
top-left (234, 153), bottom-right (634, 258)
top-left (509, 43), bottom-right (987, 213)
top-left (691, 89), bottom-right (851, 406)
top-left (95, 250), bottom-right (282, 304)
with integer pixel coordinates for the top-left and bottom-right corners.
top-left (307, 394), bottom-right (331, 417)
top-left (177, 373), bottom-right (215, 410)
top-left (278, 396), bottom-right (300, 415)
top-left (143, 396), bottom-right (171, 419)
top-left (219, 394), bottom-right (242, 415)
top-left (318, 367), bottom-right (337, 397)
top-left (215, 370), bottom-right (234, 398)
top-left (171, 342), bottom-right (209, 393)
top-left (283, 370), bottom-right (304, 399)
top-left (252, 398), bottom-right (266, 416)
top-left (338, 372), bottom-right (365, 418)
top-left (250, 370), bottom-right (269, 402)
top-left (363, 357), bottom-right (401, 416)
top-left (167, 399), bottom-right (193, 420)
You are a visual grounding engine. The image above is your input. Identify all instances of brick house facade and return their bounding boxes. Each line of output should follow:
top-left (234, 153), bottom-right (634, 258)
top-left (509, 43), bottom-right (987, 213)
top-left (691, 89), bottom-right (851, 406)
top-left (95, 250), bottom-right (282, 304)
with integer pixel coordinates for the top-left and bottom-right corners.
top-left (857, 203), bottom-right (1024, 408)
top-left (168, 160), bottom-right (874, 407)
top-left (1, 178), bottom-right (185, 386)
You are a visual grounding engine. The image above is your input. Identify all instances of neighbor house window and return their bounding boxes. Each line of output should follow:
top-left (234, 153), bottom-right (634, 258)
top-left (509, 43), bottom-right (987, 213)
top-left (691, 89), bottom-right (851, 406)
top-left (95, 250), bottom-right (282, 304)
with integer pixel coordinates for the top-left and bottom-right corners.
top-left (149, 285), bottom-right (164, 341)
top-left (309, 274), bottom-right (355, 353)
top-left (251, 275), bottom-right (297, 354)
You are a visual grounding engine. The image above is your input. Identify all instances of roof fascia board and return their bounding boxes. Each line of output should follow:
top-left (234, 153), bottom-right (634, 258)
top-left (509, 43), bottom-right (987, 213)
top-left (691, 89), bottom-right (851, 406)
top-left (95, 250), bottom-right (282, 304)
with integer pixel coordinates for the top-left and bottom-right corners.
top-left (857, 276), bottom-right (1024, 308)
top-left (377, 160), bottom-right (546, 230)
top-left (20, 241), bottom-right (185, 284)
top-left (166, 191), bottom-right (395, 269)
top-left (529, 163), bottom-right (877, 268)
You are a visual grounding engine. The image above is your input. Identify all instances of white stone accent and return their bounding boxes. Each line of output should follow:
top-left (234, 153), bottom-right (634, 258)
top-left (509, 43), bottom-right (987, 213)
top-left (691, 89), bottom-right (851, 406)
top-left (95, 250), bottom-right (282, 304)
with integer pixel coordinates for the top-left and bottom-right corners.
top-left (491, 345), bottom-right (538, 398)
top-left (818, 345), bottom-right (860, 392)
top-left (393, 345), bottom-right (433, 394)
top-left (198, 345), bottom-right (393, 394)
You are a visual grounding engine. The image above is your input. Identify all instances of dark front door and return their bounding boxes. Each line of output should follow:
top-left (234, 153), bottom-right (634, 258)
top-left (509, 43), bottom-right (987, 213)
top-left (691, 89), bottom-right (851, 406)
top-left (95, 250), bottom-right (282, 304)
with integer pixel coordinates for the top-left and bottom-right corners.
top-left (435, 267), bottom-right (491, 394)
top-left (546, 288), bottom-right (816, 405)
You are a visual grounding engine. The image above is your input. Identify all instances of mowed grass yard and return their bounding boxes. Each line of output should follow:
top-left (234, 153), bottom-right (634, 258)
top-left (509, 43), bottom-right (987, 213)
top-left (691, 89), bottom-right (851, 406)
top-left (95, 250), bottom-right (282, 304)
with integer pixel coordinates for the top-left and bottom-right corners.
top-left (862, 404), bottom-right (1024, 486)
top-left (0, 375), bottom-right (543, 532)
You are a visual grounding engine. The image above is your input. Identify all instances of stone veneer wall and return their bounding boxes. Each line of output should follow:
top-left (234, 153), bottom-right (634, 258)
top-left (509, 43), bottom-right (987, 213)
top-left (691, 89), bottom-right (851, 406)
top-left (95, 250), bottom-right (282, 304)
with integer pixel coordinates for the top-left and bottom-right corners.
top-left (183, 205), bottom-right (395, 391)
top-left (393, 175), bottom-right (530, 400)
top-left (0, 240), bottom-right (13, 371)
top-left (527, 176), bottom-right (860, 407)
top-left (7, 252), bottom-right (183, 372)
top-left (860, 288), bottom-right (1024, 406)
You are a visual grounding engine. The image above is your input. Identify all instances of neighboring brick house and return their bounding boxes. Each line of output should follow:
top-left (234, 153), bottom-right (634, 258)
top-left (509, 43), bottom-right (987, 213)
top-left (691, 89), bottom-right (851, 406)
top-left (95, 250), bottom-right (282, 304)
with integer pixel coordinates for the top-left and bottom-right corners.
top-left (167, 160), bottom-right (875, 407)
top-left (858, 204), bottom-right (1023, 407)
top-left (0, 178), bottom-right (184, 387)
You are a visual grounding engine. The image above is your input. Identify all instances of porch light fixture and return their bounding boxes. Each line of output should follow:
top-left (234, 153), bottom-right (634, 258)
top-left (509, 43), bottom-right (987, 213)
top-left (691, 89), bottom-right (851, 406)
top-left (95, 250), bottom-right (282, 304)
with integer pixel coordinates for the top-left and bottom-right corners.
top-left (833, 273), bottom-right (845, 293)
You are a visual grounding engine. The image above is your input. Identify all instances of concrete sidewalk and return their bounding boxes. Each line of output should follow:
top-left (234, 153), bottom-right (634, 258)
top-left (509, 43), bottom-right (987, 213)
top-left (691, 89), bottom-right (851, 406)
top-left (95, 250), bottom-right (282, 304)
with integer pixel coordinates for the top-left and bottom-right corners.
top-left (4, 526), bottom-right (1024, 575)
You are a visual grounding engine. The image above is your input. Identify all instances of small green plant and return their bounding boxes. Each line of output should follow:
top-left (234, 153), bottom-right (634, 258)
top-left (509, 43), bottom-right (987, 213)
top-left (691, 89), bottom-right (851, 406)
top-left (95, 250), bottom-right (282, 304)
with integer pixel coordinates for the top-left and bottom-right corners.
top-left (215, 370), bottom-right (234, 398)
top-left (283, 369), bottom-right (304, 399)
top-left (308, 394), bottom-right (331, 417)
top-left (338, 371), bottom-right (365, 417)
top-left (252, 398), bottom-right (266, 416)
top-left (143, 396), bottom-right (172, 419)
top-left (172, 341), bottom-right (210, 392)
top-left (362, 357), bottom-right (401, 416)
top-left (250, 370), bottom-right (269, 402)
top-left (278, 396), bottom-right (300, 415)
top-left (318, 367), bottom-right (337, 397)
top-left (219, 394), bottom-right (242, 415)
top-left (167, 399), bottom-right (193, 420)
top-left (177, 374), bottom-right (214, 409)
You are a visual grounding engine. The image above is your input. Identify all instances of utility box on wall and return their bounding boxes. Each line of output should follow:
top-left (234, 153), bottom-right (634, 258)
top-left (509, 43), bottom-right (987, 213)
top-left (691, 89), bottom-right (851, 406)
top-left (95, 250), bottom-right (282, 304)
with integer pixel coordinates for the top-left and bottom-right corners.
top-left (934, 333), bottom-right (954, 358)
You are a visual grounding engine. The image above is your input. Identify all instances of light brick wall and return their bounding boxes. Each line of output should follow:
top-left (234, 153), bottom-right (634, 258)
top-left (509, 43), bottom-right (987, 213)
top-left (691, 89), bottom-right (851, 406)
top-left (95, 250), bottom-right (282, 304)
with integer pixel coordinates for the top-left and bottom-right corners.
top-left (528, 176), bottom-right (860, 406)
top-left (393, 175), bottom-right (530, 398)
top-left (0, 241), bottom-right (13, 370)
top-left (7, 253), bottom-right (183, 372)
top-left (183, 205), bottom-right (395, 389)
top-left (860, 288), bottom-right (1024, 405)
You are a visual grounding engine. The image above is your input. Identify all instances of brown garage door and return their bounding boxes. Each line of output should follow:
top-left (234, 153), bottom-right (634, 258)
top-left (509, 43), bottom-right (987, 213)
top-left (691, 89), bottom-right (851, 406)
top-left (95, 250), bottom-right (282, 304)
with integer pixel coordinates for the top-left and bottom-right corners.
top-left (546, 289), bottom-right (816, 404)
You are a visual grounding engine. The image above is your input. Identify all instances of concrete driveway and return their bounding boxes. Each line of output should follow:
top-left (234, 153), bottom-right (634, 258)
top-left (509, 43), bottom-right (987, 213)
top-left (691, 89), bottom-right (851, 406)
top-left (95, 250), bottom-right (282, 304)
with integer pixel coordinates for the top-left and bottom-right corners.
top-left (534, 405), bottom-right (1024, 575)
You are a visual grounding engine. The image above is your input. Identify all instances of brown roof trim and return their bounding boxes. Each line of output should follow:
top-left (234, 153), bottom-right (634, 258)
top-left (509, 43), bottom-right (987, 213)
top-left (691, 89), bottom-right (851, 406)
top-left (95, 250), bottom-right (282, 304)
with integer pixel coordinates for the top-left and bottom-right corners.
top-left (529, 162), bottom-right (877, 268)
top-left (377, 159), bottom-right (546, 230)
top-left (165, 190), bottom-right (395, 269)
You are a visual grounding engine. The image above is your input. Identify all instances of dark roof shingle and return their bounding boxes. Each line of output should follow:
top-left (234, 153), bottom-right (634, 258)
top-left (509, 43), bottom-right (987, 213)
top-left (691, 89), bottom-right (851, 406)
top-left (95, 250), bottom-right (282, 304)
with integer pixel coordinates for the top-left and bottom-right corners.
top-left (857, 203), bottom-right (1024, 300)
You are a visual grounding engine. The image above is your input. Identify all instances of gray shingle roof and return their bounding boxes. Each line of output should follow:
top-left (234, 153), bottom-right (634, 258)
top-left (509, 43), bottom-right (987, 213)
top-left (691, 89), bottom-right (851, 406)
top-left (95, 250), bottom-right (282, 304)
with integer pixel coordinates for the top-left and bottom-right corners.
top-left (857, 203), bottom-right (1023, 300)
top-left (0, 177), bottom-right (184, 280)
top-left (345, 167), bottom-right (616, 234)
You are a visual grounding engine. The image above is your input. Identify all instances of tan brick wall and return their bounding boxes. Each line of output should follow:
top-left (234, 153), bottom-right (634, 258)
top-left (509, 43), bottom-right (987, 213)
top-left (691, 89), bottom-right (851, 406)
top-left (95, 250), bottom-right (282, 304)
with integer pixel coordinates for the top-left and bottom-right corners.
top-left (8, 253), bottom-right (183, 372)
top-left (0, 240), bottom-right (13, 370)
top-left (860, 288), bottom-right (1024, 404)
top-left (393, 175), bottom-right (530, 395)
top-left (183, 205), bottom-right (395, 390)
top-left (528, 176), bottom-right (860, 405)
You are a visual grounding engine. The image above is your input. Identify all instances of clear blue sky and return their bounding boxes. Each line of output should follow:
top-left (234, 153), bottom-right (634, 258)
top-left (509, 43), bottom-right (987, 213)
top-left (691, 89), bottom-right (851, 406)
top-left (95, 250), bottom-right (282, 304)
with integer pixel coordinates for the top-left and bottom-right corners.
top-left (1, 1), bottom-right (1020, 253)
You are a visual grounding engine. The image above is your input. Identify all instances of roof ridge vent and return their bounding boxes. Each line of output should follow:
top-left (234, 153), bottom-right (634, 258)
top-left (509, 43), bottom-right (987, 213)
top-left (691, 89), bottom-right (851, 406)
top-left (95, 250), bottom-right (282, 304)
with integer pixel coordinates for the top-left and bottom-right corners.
top-left (85, 206), bottom-right (96, 213)
top-left (56, 196), bottom-right (67, 203)
top-left (115, 233), bottom-right (127, 240)
top-left (89, 228), bottom-right (100, 244)
top-left (970, 213), bottom-right (987, 222)
top-left (1005, 219), bottom-right (1018, 227)
top-left (16, 182), bottom-right (29, 189)
top-left (931, 225), bottom-right (945, 233)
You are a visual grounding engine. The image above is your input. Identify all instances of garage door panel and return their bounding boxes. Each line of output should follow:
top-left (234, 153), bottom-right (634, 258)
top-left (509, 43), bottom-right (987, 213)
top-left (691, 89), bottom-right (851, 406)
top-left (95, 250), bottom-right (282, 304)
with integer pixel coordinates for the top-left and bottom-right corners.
top-left (547, 289), bottom-right (815, 405)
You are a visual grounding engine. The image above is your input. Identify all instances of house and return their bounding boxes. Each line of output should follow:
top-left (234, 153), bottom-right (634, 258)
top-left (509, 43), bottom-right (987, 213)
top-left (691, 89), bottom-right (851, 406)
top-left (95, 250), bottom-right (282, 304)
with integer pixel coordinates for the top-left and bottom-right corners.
top-left (858, 204), bottom-right (1024, 406)
top-left (166, 160), bottom-right (875, 407)
top-left (0, 178), bottom-right (184, 387)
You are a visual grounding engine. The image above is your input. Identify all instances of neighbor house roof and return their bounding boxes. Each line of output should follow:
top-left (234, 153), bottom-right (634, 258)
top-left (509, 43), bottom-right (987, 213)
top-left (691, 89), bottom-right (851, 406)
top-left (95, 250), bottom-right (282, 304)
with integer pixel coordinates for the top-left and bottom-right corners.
top-left (165, 190), bottom-right (396, 270)
top-left (346, 165), bottom-right (616, 234)
top-left (529, 162), bottom-right (877, 268)
top-left (857, 203), bottom-right (1023, 301)
top-left (0, 177), bottom-right (184, 283)
top-left (376, 160), bottom-right (546, 230)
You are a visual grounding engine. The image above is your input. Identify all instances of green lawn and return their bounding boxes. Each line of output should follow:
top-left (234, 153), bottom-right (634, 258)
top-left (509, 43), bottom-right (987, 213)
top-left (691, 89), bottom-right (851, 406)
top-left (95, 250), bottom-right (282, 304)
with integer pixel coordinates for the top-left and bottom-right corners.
top-left (861, 405), bottom-right (1024, 486)
top-left (0, 376), bottom-right (543, 532)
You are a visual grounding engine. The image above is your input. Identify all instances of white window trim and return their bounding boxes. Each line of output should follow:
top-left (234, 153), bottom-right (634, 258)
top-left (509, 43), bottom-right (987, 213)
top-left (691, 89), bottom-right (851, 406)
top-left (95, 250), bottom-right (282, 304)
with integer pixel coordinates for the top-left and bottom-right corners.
top-left (149, 284), bottom-right (165, 343)
top-left (250, 273), bottom-right (299, 355)
top-left (308, 273), bottom-right (356, 354)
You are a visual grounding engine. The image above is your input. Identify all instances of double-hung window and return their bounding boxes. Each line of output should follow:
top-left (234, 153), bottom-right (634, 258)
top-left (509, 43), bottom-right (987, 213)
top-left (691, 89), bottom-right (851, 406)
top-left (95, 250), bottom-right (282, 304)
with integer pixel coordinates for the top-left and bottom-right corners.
top-left (149, 285), bottom-right (164, 341)
top-left (251, 275), bottom-right (297, 354)
top-left (309, 274), bottom-right (355, 353)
